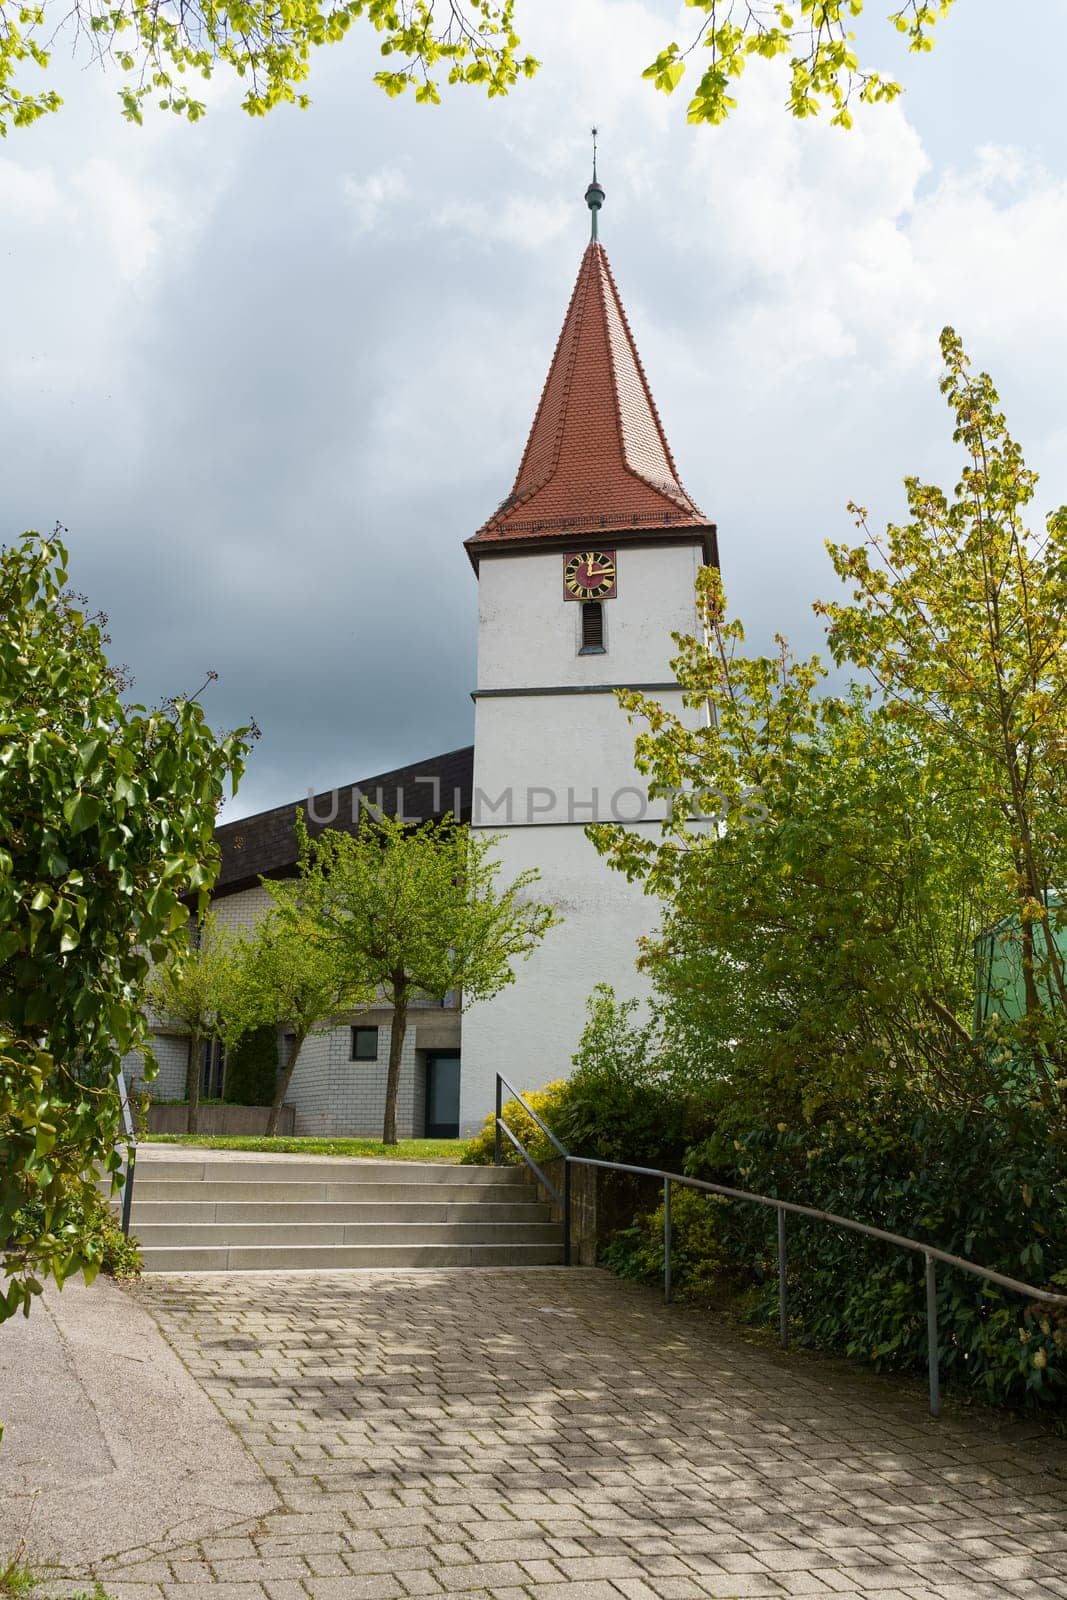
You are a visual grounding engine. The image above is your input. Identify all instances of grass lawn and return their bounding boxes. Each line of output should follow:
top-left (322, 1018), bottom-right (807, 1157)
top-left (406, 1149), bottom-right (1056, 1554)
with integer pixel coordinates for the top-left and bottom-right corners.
top-left (145, 1135), bottom-right (468, 1162)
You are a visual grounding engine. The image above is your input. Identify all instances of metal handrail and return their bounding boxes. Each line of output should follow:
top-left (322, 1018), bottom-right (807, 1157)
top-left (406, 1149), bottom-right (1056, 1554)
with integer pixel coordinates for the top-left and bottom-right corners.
top-left (115, 1064), bottom-right (137, 1238)
top-left (497, 1119), bottom-right (563, 1208)
top-left (494, 1072), bottom-right (1067, 1419)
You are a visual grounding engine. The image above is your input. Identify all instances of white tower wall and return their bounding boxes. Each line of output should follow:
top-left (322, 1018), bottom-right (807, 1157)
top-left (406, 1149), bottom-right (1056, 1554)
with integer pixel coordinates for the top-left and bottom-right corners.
top-left (460, 540), bottom-right (705, 1133)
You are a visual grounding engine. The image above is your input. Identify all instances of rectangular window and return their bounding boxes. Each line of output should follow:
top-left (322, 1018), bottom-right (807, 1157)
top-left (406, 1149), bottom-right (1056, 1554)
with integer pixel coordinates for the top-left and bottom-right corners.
top-left (580, 601), bottom-right (605, 654)
top-left (351, 1026), bottom-right (379, 1061)
top-left (200, 1037), bottom-right (226, 1100)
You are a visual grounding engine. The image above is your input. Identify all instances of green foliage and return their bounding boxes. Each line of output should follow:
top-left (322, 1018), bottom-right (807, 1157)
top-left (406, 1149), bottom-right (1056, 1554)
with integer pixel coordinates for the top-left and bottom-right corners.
top-left (461, 987), bottom-right (714, 1173)
top-left (461, 1079), bottom-right (569, 1167)
top-left (0, 0), bottom-right (538, 132)
top-left (594, 634), bottom-right (1005, 1129)
top-left (0, 1556), bottom-right (37, 1594)
top-left (290, 811), bottom-right (558, 1144)
top-left (95, 1195), bottom-right (143, 1279)
top-left (8, 1177), bottom-right (141, 1283)
top-left (0, 529), bottom-right (249, 1329)
top-left (603, 1184), bottom-right (730, 1305)
top-left (819, 327), bottom-right (1067, 1072)
top-left (0, 0), bottom-right (957, 134)
top-left (686, 1107), bottom-right (1067, 1408)
top-left (0, 1571), bottom-right (114, 1600)
top-left (226, 896), bottom-right (374, 1136)
top-left (295, 812), bottom-right (558, 1013)
top-left (552, 987), bottom-right (710, 1170)
top-left (593, 329), bottom-right (1066, 1129)
top-left (146, 916), bottom-right (234, 1040)
top-left (583, 332), bottom-right (1067, 1413)
top-left (223, 1023), bottom-right (279, 1106)
top-left (643, 1), bottom-right (956, 128)
top-left (146, 914), bottom-right (238, 1134)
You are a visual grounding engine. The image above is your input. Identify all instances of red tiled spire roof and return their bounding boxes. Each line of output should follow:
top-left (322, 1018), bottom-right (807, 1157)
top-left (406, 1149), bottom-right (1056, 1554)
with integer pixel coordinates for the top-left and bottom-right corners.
top-left (467, 238), bottom-right (709, 555)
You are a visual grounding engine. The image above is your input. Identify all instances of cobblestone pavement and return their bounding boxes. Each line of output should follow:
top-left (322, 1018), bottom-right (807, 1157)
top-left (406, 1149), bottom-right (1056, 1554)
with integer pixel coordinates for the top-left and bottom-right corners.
top-left (62, 1268), bottom-right (1067, 1600)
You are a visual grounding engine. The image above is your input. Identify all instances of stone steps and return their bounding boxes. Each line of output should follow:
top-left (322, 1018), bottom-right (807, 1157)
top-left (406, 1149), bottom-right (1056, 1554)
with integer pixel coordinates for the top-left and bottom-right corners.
top-left (140, 1242), bottom-right (565, 1272)
top-left (136, 1221), bottom-right (563, 1248)
top-left (128, 1199), bottom-right (552, 1225)
top-left (132, 1158), bottom-right (527, 1185)
top-left (123, 1149), bottom-right (563, 1273)
top-left (130, 1180), bottom-right (531, 1204)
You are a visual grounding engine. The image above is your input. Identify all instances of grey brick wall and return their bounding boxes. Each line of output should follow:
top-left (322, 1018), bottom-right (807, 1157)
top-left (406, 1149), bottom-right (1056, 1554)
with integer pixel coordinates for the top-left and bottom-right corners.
top-left (122, 1034), bottom-right (188, 1102)
top-left (284, 1012), bottom-right (425, 1138)
top-left (210, 884), bottom-right (275, 935)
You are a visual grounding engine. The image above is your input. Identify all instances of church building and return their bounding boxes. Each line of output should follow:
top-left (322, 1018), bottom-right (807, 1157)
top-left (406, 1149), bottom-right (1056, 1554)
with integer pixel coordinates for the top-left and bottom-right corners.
top-left (135, 172), bottom-right (717, 1139)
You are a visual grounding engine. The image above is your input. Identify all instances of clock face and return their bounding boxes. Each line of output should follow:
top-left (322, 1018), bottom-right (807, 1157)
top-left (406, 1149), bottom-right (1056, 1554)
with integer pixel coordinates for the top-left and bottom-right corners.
top-left (563, 550), bottom-right (617, 601)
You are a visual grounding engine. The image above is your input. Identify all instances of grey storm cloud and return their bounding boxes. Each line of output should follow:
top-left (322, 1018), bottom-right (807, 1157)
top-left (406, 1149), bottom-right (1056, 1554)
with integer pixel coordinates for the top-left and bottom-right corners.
top-left (4, 0), bottom-right (1067, 821)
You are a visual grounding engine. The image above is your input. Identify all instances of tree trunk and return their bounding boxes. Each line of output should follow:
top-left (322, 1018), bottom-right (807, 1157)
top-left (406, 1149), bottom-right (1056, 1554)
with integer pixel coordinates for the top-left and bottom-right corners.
top-left (186, 1030), bottom-right (202, 1135)
top-left (383, 985), bottom-right (408, 1147)
top-left (267, 1030), bottom-right (305, 1137)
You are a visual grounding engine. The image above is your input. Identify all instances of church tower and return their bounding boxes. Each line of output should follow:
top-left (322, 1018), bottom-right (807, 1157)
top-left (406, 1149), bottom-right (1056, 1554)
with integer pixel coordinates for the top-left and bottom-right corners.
top-left (459, 170), bottom-right (718, 1132)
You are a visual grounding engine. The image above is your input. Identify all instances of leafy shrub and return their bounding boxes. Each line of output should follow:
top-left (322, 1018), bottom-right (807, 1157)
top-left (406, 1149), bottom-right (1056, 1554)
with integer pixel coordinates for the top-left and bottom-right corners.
top-left (127, 1084), bottom-right (152, 1139)
top-left (223, 1025), bottom-right (279, 1106)
top-left (685, 1104), bottom-right (1067, 1410)
top-left (551, 987), bottom-right (713, 1170)
top-left (602, 1183), bottom-right (730, 1304)
top-left (462, 1080), bottom-right (569, 1166)
top-left (6, 1177), bottom-right (142, 1289)
top-left (94, 1186), bottom-right (143, 1279)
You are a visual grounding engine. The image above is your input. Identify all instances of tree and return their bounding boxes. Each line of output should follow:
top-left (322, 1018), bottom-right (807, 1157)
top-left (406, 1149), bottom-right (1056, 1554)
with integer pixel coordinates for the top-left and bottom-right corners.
top-left (295, 813), bottom-right (558, 1144)
top-left (226, 904), bottom-right (373, 1135)
top-left (591, 581), bottom-right (1003, 1127)
top-left (590, 328), bottom-right (1066, 1122)
top-left (818, 327), bottom-right (1067, 1066)
top-left (145, 913), bottom-right (235, 1133)
top-left (0, 529), bottom-right (250, 1326)
top-left (1, 0), bottom-right (955, 135)
top-left (644, 0), bottom-right (957, 129)
top-left (1, 0), bottom-right (537, 132)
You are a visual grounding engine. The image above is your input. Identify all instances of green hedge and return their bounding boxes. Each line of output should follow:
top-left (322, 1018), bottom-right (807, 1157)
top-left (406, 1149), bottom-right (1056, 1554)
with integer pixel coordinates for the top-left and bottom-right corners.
top-left (223, 1025), bottom-right (279, 1106)
top-left (467, 991), bottom-right (1067, 1414)
top-left (603, 1105), bottom-right (1067, 1412)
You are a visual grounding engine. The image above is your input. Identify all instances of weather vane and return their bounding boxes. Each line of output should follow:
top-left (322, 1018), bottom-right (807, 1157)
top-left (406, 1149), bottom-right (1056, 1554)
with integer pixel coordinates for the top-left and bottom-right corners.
top-left (592, 125), bottom-right (598, 183)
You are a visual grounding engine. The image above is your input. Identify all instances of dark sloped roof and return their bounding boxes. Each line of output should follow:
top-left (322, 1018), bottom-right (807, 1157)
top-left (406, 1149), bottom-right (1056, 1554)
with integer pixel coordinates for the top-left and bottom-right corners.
top-left (212, 745), bottom-right (474, 897)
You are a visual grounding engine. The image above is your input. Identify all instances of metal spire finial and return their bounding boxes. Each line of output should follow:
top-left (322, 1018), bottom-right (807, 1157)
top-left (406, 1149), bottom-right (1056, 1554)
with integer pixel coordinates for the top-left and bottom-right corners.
top-left (584, 126), bottom-right (605, 241)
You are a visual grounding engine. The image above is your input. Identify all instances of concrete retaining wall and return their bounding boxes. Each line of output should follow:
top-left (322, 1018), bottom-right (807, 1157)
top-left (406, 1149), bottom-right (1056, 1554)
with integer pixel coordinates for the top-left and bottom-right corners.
top-left (538, 1159), bottom-right (661, 1267)
top-left (146, 1103), bottom-right (297, 1136)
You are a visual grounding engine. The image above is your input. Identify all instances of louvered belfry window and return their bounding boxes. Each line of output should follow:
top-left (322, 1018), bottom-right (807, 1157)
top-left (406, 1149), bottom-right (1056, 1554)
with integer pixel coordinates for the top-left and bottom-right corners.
top-left (581, 601), bottom-right (604, 651)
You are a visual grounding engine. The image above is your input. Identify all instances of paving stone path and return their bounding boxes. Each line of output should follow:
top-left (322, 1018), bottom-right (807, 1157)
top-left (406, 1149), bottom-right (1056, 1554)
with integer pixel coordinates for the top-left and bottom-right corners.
top-left (64, 1268), bottom-right (1067, 1600)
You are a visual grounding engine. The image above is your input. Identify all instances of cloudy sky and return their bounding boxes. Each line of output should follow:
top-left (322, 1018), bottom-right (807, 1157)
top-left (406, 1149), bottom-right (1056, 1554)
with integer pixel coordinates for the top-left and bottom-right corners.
top-left (5, 0), bottom-right (1067, 820)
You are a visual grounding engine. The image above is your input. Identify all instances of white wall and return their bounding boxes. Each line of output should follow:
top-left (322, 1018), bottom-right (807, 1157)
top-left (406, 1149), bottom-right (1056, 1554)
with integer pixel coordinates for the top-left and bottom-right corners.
top-left (282, 1014), bottom-right (418, 1137)
top-left (459, 824), bottom-right (661, 1132)
top-left (473, 689), bottom-right (689, 826)
top-left (461, 537), bottom-right (706, 1134)
top-left (477, 541), bottom-right (704, 690)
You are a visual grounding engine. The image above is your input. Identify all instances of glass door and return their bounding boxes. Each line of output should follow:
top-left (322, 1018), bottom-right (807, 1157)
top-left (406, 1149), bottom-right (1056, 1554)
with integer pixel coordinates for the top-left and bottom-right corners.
top-left (425, 1054), bottom-right (461, 1139)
